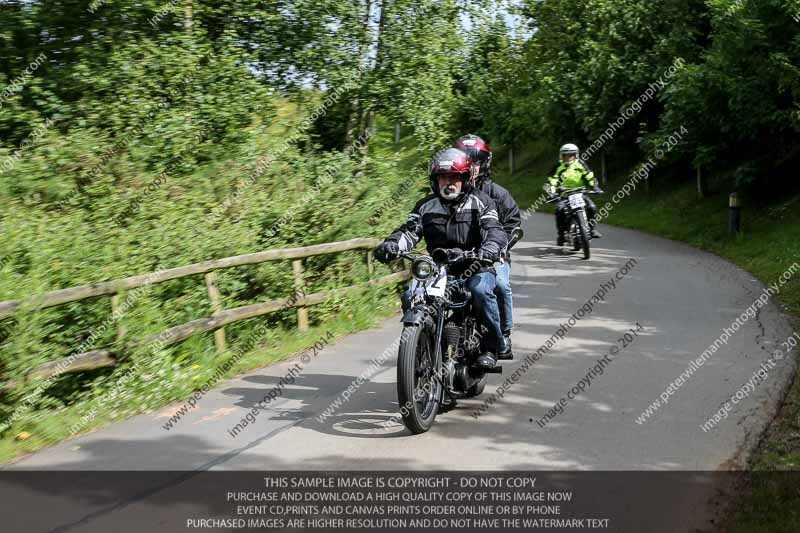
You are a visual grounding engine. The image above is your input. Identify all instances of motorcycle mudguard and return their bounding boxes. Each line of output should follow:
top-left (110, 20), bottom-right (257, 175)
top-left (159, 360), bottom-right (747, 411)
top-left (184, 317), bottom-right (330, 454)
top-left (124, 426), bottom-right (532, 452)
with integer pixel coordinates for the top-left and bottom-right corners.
top-left (401, 306), bottom-right (426, 326)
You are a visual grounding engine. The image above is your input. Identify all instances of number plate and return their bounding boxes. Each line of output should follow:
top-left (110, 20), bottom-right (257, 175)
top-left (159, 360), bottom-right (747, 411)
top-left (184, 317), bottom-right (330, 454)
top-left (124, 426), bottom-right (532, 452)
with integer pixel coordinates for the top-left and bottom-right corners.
top-left (409, 266), bottom-right (447, 298)
top-left (425, 267), bottom-right (448, 297)
top-left (568, 194), bottom-right (585, 209)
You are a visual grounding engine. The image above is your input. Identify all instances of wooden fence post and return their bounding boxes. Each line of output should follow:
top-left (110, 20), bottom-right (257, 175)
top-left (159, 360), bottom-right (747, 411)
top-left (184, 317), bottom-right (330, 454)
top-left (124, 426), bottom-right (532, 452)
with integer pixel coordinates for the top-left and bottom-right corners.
top-left (204, 271), bottom-right (226, 353)
top-left (1, 238), bottom-right (403, 385)
top-left (110, 293), bottom-right (126, 343)
top-left (366, 250), bottom-right (374, 280)
top-left (292, 259), bottom-right (309, 331)
top-left (729, 192), bottom-right (741, 234)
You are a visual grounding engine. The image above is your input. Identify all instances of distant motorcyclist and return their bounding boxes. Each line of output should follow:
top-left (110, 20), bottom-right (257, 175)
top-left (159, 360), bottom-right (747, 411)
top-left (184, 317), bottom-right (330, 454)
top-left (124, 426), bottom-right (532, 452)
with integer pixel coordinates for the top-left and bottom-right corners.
top-left (547, 143), bottom-right (602, 245)
top-left (454, 134), bottom-right (520, 357)
top-left (374, 148), bottom-right (508, 370)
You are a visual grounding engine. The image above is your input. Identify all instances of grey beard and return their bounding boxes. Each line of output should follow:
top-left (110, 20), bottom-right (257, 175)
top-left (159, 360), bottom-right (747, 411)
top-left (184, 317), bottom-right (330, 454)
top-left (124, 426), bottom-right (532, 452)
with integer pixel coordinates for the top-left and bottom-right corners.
top-left (441, 187), bottom-right (460, 201)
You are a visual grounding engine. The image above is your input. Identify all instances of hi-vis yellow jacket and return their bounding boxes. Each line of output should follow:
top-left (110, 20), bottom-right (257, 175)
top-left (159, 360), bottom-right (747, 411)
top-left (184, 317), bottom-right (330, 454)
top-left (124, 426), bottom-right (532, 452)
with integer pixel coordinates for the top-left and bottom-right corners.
top-left (547, 160), bottom-right (595, 193)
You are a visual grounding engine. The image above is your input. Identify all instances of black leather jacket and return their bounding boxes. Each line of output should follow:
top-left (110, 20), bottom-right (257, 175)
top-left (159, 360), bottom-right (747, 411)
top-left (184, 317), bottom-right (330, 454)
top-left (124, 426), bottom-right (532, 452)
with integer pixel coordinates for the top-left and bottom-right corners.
top-left (384, 189), bottom-right (508, 272)
top-left (478, 178), bottom-right (521, 240)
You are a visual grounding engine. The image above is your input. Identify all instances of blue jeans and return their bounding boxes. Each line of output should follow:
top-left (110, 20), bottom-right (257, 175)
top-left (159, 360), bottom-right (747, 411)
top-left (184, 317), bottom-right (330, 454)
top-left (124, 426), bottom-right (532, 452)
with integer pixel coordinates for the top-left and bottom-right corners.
top-left (494, 260), bottom-right (513, 334)
top-left (401, 271), bottom-right (505, 354)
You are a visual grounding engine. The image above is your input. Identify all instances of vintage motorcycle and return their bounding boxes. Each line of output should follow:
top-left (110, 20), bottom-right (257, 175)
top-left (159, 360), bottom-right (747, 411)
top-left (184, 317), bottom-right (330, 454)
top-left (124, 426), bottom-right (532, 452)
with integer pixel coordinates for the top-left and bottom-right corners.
top-left (395, 228), bottom-right (523, 434)
top-left (545, 185), bottom-right (599, 260)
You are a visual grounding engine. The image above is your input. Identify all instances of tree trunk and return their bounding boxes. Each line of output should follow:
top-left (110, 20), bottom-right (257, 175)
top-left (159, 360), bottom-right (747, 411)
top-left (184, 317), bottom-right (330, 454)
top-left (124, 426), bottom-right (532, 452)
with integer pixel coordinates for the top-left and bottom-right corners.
top-left (696, 166), bottom-right (707, 198)
top-left (356, 0), bottom-right (386, 163)
top-left (508, 145), bottom-right (515, 175)
top-left (394, 122), bottom-right (400, 144)
top-left (344, 0), bottom-right (374, 147)
top-left (184, 0), bottom-right (193, 34)
top-left (600, 149), bottom-right (607, 186)
top-left (355, 110), bottom-right (375, 178)
top-left (183, 0), bottom-right (193, 126)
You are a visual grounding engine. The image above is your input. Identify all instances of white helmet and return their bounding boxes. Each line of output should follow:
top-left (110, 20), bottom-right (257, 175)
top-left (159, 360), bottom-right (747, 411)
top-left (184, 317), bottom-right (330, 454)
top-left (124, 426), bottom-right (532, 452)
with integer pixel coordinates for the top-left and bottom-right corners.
top-left (559, 143), bottom-right (579, 156)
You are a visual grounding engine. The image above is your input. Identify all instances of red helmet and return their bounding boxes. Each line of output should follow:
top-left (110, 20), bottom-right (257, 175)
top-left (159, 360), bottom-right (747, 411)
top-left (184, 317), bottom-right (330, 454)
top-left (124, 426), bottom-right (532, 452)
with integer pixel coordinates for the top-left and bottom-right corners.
top-left (428, 148), bottom-right (477, 201)
top-left (454, 134), bottom-right (492, 182)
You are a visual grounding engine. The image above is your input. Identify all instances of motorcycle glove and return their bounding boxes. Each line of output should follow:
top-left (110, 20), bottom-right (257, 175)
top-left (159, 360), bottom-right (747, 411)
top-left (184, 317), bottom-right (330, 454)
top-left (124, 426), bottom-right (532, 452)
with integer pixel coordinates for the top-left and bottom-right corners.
top-left (478, 244), bottom-right (500, 264)
top-left (446, 248), bottom-right (465, 263)
top-left (374, 241), bottom-right (399, 264)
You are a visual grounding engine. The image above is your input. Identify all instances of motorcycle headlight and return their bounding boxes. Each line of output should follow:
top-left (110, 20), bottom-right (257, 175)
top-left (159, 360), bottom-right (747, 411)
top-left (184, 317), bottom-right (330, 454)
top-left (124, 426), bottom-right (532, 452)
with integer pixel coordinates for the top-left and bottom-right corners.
top-left (412, 257), bottom-right (435, 280)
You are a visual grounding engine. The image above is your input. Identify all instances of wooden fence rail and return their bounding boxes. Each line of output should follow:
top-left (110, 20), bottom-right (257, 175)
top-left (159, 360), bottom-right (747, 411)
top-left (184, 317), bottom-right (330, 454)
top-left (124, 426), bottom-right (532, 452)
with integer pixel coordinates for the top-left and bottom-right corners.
top-left (0, 238), bottom-right (409, 389)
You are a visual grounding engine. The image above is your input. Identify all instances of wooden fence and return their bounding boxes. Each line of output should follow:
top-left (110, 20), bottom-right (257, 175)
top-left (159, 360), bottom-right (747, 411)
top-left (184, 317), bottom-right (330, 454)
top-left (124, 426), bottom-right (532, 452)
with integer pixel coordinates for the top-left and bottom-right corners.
top-left (0, 238), bottom-right (409, 388)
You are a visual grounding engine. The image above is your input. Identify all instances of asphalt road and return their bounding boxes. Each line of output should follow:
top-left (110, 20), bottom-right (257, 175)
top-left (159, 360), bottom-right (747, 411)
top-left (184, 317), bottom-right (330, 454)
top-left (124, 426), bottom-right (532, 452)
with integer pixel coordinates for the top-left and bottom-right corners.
top-left (8, 212), bottom-right (797, 471)
top-left (4, 212), bottom-right (797, 531)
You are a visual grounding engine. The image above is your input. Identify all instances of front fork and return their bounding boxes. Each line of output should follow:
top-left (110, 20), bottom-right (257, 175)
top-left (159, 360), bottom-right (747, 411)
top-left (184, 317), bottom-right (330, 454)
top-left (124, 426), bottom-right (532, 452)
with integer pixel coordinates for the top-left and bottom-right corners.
top-left (433, 304), bottom-right (446, 388)
top-left (575, 208), bottom-right (589, 237)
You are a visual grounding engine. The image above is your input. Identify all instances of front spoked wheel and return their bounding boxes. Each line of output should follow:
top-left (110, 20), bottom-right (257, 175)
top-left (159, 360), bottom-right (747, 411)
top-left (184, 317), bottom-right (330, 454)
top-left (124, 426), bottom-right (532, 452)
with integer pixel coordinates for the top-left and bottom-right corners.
top-left (570, 220), bottom-right (581, 251)
top-left (576, 210), bottom-right (591, 260)
top-left (397, 320), bottom-right (441, 434)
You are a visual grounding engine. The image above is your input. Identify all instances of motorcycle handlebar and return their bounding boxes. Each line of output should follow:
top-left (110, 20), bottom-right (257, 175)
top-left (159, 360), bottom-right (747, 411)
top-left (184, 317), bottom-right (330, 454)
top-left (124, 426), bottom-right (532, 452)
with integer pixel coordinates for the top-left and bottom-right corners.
top-left (545, 187), bottom-right (603, 202)
top-left (431, 248), bottom-right (493, 266)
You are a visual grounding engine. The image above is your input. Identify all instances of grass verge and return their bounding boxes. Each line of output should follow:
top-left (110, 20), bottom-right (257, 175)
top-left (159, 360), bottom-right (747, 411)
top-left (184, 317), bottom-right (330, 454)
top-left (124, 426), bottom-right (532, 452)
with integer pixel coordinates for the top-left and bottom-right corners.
top-left (0, 112), bottom-right (425, 464)
top-left (0, 285), bottom-right (403, 464)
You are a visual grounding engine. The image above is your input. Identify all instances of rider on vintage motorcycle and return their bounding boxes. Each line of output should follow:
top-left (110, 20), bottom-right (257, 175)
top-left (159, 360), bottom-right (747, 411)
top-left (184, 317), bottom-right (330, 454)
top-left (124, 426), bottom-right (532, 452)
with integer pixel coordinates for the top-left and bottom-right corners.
top-left (547, 143), bottom-right (603, 245)
top-left (453, 134), bottom-right (520, 358)
top-left (374, 148), bottom-right (508, 370)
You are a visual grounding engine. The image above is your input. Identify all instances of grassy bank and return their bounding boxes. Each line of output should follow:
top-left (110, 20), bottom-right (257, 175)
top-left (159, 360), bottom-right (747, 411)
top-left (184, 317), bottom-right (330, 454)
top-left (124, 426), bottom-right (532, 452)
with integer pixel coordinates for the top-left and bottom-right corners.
top-left (0, 288), bottom-right (402, 463)
top-left (0, 107), bottom-right (426, 463)
top-left (497, 162), bottom-right (800, 533)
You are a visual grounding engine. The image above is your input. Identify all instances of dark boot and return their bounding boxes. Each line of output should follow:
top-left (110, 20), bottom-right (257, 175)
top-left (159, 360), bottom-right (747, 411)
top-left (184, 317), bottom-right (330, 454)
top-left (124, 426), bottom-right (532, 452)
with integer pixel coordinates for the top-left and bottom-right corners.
top-left (498, 334), bottom-right (513, 360)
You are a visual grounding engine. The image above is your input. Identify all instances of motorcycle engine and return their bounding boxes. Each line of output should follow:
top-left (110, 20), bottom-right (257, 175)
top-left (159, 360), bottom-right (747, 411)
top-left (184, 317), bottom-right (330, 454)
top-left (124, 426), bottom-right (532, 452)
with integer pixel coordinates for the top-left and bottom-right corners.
top-left (453, 363), bottom-right (472, 392)
top-left (442, 322), bottom-right (461, 359)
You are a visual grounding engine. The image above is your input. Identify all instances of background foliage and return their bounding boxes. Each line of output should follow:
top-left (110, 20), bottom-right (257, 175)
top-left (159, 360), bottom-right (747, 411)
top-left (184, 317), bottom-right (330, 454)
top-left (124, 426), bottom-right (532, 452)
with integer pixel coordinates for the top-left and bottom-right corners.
top-left (1, 0), bottom-right (799, 464)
